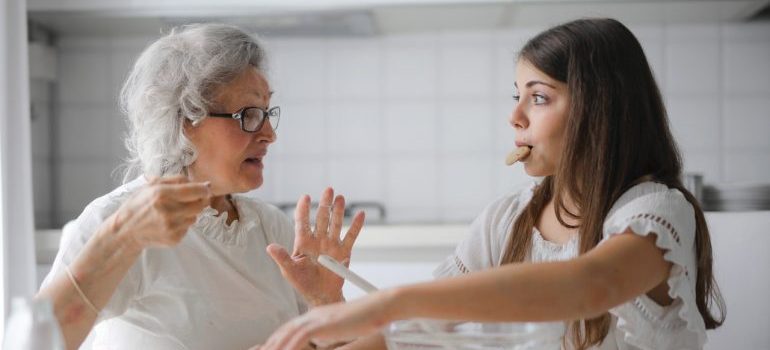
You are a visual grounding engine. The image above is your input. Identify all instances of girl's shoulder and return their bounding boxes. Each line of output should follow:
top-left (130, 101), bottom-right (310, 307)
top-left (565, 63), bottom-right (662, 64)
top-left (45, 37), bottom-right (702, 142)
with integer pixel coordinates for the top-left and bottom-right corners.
top-left (606, 181), bottom-right (695, 224)
top-left (602, 182), bottom-right (708, 348)
top-left (603, 180), bottom-right (698, 255)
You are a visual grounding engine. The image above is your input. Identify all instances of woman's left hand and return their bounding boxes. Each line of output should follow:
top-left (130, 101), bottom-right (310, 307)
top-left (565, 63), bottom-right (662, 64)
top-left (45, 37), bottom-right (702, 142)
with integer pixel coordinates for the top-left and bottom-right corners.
top-left (260, 291), bottom-right (395, 350)
top-left (267, 188), bottom-right (365, 306)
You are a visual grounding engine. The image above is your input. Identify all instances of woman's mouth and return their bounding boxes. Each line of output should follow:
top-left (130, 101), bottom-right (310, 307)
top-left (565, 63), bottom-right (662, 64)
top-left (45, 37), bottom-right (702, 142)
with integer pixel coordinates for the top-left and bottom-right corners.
top-left (244, 157), bottom-right (263, 168)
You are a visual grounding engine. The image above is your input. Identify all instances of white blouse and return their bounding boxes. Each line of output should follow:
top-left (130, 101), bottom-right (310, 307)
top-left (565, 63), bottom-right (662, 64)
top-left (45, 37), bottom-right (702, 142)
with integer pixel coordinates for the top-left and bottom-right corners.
top-left (41, 176), bottom-right (307, 350)
top-left (434, 181), bottom-right (707, 350)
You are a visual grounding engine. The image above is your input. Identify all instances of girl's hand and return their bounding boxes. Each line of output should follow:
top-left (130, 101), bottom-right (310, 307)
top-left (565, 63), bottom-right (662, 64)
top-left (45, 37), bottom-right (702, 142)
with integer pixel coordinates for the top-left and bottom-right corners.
top-left (267, 188), bottom-right (365, 306)
top-left (261, 292), bottom-right (395, 350)
top-left (112, 175), bottom-right (211, 249)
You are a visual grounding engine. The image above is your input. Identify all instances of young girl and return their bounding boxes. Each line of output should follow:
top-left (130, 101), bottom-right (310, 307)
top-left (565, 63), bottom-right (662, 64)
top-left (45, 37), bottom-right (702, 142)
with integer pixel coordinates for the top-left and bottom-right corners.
top-left (260, 18), bottom-right (725, 350)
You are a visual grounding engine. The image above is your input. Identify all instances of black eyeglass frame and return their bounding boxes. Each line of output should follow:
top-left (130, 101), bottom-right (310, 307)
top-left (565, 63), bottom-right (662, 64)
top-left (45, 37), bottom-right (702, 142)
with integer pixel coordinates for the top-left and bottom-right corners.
top-left (208, 106), bottom-right (281, 133)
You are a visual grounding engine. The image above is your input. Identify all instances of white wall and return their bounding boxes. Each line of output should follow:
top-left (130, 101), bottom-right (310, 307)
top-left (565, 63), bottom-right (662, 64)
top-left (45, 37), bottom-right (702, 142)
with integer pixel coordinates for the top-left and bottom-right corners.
top-left (39, 21), bottom-right (770, 227)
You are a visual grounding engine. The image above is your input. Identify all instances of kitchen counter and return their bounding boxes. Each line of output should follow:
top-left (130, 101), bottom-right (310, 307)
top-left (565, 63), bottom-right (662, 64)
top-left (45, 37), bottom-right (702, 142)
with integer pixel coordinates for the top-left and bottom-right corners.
top-left (35, 224), bottom-right (470, 264)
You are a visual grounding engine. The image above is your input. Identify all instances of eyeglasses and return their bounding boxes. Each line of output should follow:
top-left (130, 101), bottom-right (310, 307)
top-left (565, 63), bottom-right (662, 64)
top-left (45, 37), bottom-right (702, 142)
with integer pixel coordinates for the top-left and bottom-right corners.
top-left (208, 106), bottom-right (280, 133)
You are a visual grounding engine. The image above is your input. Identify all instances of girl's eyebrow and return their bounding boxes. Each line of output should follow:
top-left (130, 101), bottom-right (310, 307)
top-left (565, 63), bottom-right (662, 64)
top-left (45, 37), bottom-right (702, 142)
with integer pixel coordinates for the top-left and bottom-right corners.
top-left (513, 80), bottom-right (556, 89)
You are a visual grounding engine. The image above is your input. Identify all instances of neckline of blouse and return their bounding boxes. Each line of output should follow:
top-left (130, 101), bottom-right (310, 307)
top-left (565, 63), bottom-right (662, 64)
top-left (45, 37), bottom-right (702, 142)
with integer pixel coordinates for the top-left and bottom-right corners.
top-left (532, 227), bottom-right (579, 252)
top-left (194, 195), bottom-right (257, 246)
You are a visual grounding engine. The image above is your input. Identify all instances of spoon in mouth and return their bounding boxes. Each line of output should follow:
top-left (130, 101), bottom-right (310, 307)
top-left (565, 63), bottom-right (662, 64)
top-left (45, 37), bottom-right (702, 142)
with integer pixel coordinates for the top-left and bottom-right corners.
top-left (505, 146), bottom-right (532, 166)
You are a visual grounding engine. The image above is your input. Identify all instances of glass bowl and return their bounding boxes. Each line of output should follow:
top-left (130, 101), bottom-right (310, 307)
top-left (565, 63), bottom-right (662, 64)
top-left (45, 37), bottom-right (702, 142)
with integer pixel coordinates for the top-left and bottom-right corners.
top-left (383, 319), bottom-right (565, 350)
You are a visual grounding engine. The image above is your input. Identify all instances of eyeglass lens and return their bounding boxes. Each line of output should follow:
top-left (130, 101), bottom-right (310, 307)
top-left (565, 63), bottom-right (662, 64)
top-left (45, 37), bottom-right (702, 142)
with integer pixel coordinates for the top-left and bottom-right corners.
top-left (242, 107), bottom-right (279, 132)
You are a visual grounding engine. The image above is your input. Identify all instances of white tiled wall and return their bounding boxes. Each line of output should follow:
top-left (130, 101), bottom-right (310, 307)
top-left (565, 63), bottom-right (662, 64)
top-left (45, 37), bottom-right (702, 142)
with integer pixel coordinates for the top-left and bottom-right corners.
top-left (30, 79), bottom-right (54, 228)
top-left (38, 22), bottom-right (770, 227)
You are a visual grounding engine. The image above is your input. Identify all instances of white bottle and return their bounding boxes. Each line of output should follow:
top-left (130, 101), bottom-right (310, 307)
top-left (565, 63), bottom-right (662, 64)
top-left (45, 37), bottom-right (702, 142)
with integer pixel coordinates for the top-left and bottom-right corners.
top-left (3, 297), bottom-right (64, 350)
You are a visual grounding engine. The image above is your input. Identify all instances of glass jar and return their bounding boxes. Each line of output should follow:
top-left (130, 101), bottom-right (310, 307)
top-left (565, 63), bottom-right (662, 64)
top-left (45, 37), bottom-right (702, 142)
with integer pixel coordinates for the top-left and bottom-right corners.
top-left (3, 297), bottom-right (64, 350)
top-left (384, 319), bottom-right (565, 350)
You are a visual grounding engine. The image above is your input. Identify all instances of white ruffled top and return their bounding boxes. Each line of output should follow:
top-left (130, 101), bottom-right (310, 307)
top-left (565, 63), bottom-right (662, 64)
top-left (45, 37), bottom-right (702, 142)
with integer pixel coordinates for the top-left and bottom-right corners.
top-left (41, 176), bottom-right (307, 350)
top-left (434, 181), bottom-right (706, 350)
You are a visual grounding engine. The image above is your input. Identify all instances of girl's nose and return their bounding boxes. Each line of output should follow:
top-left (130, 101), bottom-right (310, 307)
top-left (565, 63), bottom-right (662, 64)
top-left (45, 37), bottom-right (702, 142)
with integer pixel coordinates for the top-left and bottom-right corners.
top-left (510, 103), bottom-right (528, 130)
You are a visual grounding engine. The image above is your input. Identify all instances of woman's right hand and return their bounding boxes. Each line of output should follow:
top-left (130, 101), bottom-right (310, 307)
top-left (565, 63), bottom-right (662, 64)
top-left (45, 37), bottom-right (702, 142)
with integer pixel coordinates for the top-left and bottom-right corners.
top-left (111, 175), bottom-right (212, 248)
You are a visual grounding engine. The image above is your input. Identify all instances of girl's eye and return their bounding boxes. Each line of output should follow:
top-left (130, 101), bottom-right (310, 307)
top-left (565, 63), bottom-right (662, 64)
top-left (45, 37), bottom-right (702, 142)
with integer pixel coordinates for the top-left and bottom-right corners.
top-left (512, 94), bottom-right (521, 102)
top-left (533, 94), bottom-right (547, 105)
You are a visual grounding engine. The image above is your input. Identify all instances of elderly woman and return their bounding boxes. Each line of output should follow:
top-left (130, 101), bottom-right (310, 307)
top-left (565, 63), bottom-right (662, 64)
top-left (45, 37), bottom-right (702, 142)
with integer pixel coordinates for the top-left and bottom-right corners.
top-left (37, 24), bottom-right (363, 350)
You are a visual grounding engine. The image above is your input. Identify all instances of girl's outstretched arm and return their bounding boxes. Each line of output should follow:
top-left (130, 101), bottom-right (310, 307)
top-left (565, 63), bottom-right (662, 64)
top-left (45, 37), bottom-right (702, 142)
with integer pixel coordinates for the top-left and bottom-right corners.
top-left (260, 229), bottom-right (671, 350)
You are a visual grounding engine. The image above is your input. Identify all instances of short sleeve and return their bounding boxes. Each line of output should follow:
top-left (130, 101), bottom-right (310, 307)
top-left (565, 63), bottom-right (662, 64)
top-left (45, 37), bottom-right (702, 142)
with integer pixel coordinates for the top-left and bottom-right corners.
top-left (433, 183), bottom-right (535, 279)
top-left (40, 188), bottom-right (143, 322)
top-left (601, 182), bottom-right (706, 349)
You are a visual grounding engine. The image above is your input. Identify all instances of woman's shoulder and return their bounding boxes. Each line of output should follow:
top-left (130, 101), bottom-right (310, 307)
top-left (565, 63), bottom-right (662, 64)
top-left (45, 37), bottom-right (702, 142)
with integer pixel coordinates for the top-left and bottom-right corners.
top-left (73, 176), bottom-right (147, 230)
top-left (48, 176), bottom-right (147, 284)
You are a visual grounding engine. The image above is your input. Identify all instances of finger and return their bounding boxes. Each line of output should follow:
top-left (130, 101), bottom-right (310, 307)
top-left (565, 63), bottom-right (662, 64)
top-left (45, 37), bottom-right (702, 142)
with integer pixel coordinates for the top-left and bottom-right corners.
top-left (157, 174), bottom-right (189, 184)
top-left (175, 215), bottom-right (198, 231)
top-left (188, 195), bottom-right (212, 213)
top-left (169, 195), bottom-right (211, 219)
top-left (294, 195), bottom-right (311, 236)
top-left (342, 211), bottom-right (365, 250)
top-left (329, 195), bottom-right (345, 240)
top-left (158, 182), bottom-right (212, 203)
top-left (342, 258), bottom-right (350, 268)
top-left (314, 188), bottom-right (334, 237)
top-left (156, 202), bottom-right (207, 234)
top-left (285, 325), bottom-right (315, 350)
top-left (266, 244), bottom-right (295, 272)
top-left (265, 318), bottom-right (308, 350)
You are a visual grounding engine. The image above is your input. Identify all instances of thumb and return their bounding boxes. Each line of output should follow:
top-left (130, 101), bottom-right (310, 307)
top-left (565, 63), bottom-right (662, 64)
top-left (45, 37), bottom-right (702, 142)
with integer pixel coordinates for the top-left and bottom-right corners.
top-left (266, 244), bottom-right (294, 270)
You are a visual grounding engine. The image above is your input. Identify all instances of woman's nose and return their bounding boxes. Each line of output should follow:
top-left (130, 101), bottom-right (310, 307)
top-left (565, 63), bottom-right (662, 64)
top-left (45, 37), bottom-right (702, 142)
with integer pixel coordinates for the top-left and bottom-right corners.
top-left (255, 120), bottom-right (277, 144)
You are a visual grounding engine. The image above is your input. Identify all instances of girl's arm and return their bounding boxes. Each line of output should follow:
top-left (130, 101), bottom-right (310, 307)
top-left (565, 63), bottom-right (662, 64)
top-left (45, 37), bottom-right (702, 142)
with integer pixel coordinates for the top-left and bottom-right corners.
top-left (335, 335), bottom-right (386, 350)
top-left (261, 229), bottom-right (672, 350)
top-left (392, 229), bottom-right (671, 322)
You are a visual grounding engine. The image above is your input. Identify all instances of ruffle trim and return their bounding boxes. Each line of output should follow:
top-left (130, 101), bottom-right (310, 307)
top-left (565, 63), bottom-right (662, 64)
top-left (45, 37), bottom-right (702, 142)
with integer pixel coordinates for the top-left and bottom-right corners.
top-left (193, 200), bottom-right (258, 246)
top-left (433, 255), bottom-right (467, 278)
top-left (604, 216), bottom-right (707, 350)
top-left (531, 229), bottom-right (578, 263)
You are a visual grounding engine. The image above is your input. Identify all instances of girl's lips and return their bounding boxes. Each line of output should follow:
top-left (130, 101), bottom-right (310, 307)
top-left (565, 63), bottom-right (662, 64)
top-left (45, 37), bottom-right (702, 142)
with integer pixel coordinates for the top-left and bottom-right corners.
top-left (505, 145), bottom-right (532, 166)
top-left (514, 141), bottom-right (532, 148)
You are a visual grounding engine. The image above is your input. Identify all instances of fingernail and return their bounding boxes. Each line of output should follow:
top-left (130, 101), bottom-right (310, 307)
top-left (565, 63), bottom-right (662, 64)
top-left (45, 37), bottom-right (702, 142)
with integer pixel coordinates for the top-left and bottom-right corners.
top-left (203, 182), bottom-right (212, 195)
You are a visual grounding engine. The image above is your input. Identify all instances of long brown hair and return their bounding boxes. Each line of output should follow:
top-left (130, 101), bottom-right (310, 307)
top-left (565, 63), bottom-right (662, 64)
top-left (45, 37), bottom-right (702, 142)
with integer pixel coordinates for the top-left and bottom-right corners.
top-left (500, 18), bottom-right (725, 349)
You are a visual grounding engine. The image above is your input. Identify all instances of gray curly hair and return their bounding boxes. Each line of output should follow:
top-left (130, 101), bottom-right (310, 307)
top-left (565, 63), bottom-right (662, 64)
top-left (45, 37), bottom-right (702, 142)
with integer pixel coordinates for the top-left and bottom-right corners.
top-left (119, 23), bottom-right (267, 181)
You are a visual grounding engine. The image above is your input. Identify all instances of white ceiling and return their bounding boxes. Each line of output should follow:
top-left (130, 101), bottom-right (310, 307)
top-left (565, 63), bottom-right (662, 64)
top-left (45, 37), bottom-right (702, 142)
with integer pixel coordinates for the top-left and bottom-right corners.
top-left (28, 0), bottom-right (770, 37)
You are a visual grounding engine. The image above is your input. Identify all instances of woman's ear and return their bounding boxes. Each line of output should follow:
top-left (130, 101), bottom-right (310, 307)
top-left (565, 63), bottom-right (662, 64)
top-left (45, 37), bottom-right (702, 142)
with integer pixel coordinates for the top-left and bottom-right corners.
top-left (182, 117), bottom-right (198, 137)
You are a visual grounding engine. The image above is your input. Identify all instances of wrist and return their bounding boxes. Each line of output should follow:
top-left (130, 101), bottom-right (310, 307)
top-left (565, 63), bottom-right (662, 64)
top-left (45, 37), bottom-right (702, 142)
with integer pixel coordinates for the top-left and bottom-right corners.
top-left (99, 212), bottom-right (144, 256)
top-left (307, 291), bottom-right (345, 307)
top-left (380, 286), bottom-right (413, 323)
